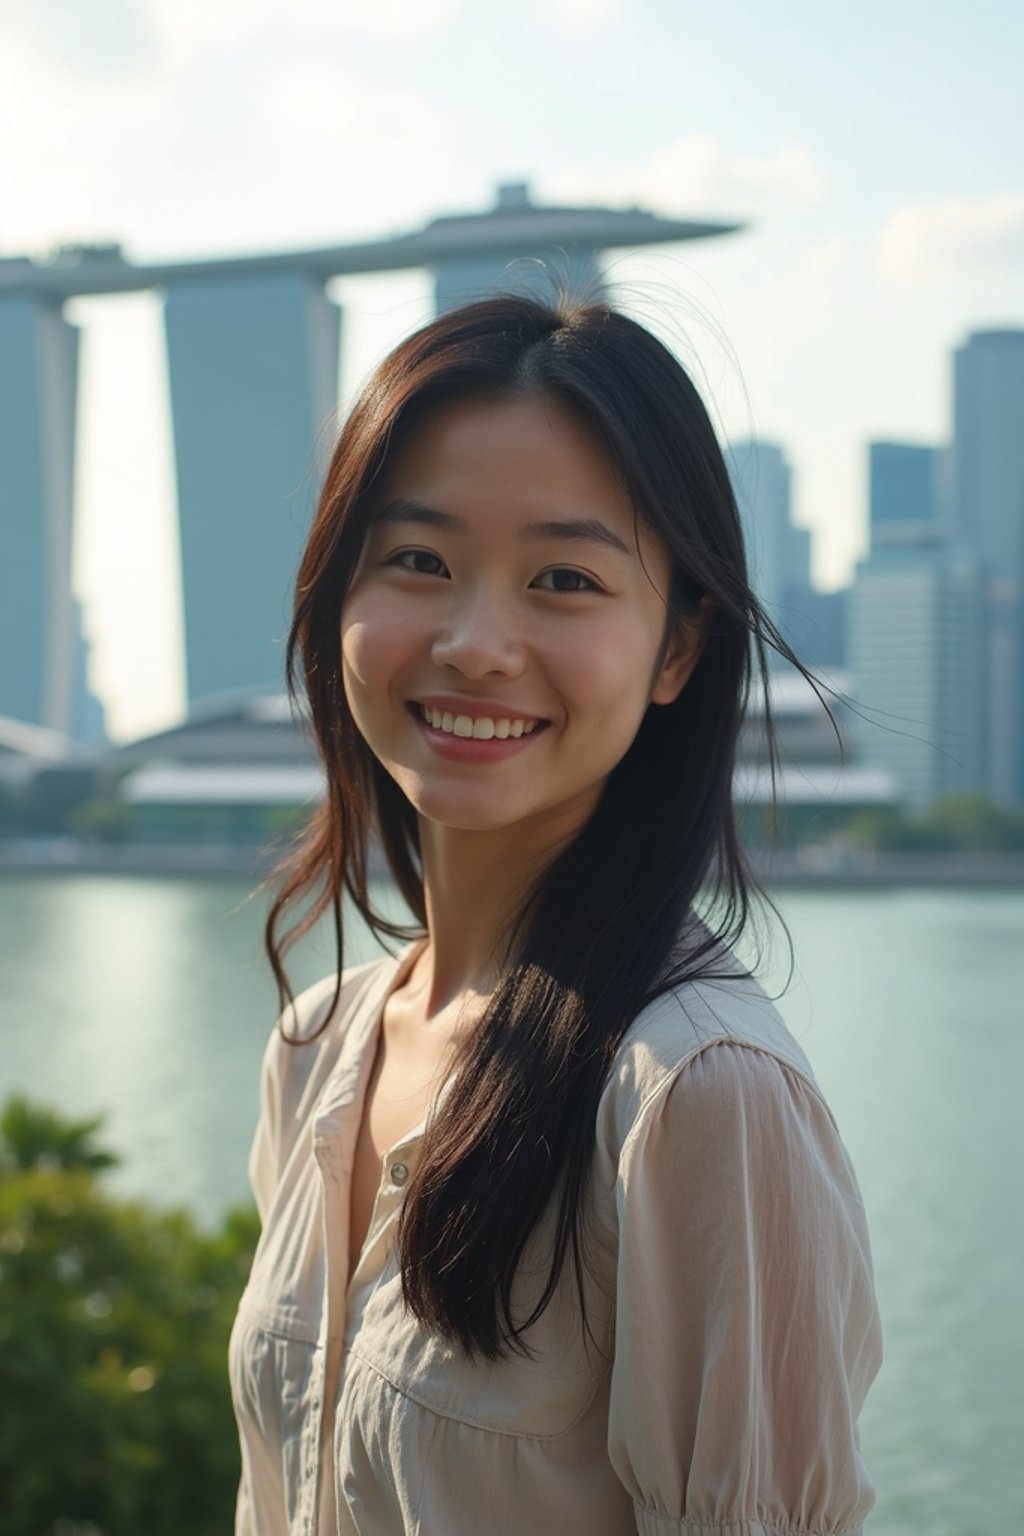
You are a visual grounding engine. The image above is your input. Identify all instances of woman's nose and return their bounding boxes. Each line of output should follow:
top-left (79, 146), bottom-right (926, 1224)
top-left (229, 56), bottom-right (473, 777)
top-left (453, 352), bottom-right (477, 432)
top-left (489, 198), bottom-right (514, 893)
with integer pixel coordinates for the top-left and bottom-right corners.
top-left (429, 591), bottom-right (526, 677)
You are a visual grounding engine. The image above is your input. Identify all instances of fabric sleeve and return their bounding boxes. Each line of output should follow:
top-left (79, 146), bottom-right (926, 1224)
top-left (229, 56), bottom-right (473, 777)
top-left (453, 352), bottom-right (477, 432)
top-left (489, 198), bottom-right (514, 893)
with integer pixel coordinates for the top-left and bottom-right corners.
top-left (606, 1041), bottom-right (883, 1536)
top-left (233, 1466), bottom-right (255, 1536)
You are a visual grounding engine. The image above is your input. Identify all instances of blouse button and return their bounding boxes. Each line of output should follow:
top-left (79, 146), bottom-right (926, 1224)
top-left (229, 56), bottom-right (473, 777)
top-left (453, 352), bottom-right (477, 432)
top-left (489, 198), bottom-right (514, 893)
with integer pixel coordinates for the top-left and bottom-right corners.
top-left (389, 1161), bottom-right (409, 1187)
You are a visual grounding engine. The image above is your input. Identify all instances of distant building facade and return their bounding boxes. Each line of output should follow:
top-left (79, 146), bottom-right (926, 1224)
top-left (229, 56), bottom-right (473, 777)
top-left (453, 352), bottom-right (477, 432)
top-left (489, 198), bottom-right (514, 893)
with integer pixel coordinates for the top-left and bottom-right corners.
top-left (949, 329), bottom-right (1024, 803)
top-left (723, 439), bottom-right (845, 669)
top-left (165, 272), bottom-right (342, 704)
top-left (849, 442), bottom-right (986, 809)
top-left (432, 184), bottom-right (605, 311)
top-left (869, 441), bottom-right (944, 547)
top-left (0, 297), bottom-right (105, 738)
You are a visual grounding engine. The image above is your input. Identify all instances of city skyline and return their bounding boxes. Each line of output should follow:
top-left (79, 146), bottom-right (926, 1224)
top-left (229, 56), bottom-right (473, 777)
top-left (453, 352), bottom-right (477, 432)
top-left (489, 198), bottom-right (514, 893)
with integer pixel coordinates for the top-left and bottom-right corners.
top-left (1, 185), bottom-right (739, 733)
top-left (1, 0), bottom-right (1021, 739)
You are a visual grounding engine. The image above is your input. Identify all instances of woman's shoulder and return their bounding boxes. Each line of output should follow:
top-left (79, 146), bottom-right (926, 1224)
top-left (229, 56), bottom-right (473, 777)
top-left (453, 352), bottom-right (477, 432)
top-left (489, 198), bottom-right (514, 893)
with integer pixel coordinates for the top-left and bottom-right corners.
top-left (278, 955), bottom-right (388, 1044)
top-left (597, 963), bottom-right (824, 1158)
top-left (257, 951), bottom-right (397, 1115)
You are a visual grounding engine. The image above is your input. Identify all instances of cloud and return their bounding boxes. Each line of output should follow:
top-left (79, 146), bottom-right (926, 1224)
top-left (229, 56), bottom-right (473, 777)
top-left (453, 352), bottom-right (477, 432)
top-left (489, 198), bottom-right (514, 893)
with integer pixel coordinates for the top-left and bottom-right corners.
top-left (0, 13), bottom-right (463, 260)
top-left (798, 235), bottom-right (855, 280)
top-left (263, 67), bottom-right (462, 240)
top-left (145, 0), bottom-right (458, 64)
top-left (2, 0), bottom-right (158, 75)
top-left (545, 0), bottom-right (623, 27)
top-left (875, 192), bottom-right (1024, 284)
top-left (549, 132), bottom-right (829, 220)
top-left (336, 0), bottom-right (459, 40)
top-left (1, 0), bottom-right (460, 88)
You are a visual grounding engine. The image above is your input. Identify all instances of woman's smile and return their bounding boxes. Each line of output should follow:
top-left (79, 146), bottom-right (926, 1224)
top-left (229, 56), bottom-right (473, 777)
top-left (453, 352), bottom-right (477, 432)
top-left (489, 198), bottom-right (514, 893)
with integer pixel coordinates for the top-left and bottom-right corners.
top-left (409, 700), bottom-right (551, 762)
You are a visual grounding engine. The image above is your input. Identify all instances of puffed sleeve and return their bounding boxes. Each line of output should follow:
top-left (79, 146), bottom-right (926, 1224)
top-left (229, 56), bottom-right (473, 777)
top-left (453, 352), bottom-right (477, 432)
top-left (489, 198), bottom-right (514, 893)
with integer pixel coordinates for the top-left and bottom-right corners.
top-left (607, 1041), bottom-right (883, 1535)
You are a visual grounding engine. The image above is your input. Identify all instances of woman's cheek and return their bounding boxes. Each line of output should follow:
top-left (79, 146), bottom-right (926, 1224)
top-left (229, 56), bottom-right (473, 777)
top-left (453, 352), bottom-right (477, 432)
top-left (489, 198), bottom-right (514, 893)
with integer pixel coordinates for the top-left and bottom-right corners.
top-left (341, 596), bottom-right (415, 686)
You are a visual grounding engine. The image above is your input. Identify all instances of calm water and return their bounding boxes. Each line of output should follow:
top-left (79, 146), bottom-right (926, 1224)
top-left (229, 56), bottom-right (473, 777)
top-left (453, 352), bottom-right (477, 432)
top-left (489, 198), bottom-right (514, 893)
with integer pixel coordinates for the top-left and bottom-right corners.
top-left (1, 873), bottom-right (1021, 1533)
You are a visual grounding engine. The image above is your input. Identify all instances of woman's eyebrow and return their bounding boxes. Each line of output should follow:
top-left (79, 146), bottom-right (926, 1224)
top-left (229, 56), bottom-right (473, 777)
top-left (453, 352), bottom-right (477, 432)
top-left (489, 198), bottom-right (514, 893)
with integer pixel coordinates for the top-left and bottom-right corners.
top-left (373, 498), bottom-right (633, 556)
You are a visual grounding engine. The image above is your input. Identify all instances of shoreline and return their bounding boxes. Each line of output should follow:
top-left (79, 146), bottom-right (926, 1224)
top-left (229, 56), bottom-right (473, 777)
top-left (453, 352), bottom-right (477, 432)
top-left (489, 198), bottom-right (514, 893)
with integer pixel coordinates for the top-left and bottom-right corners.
top-left (2, 839), bottom-right (1024, 886)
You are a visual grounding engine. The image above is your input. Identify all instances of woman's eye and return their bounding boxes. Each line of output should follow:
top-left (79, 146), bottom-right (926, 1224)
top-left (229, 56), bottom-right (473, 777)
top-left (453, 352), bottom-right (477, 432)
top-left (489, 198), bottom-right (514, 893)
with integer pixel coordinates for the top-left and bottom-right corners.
top-left (390, 549), bottom-right (448, 577)
top-left (533, 567), bottom-right (598, 593)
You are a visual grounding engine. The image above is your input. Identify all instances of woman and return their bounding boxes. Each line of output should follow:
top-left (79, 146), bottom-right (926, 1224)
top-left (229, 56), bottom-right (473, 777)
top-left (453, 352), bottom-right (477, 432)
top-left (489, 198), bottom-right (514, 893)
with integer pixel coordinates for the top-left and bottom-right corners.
top-left (229, 295), bottom-right (883, 1536)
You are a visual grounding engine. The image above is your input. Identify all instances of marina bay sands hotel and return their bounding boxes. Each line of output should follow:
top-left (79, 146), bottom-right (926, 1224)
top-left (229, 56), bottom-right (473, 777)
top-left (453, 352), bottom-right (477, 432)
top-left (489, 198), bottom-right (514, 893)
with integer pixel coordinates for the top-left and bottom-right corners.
top-left (0, 184), bottom-right (743, 739)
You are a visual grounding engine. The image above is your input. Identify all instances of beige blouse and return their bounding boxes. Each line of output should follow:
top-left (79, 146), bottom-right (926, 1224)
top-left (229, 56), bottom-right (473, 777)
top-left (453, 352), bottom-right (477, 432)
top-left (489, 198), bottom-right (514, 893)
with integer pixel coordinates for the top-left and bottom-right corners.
top-left (229, 945), bottom-right (883, 1536)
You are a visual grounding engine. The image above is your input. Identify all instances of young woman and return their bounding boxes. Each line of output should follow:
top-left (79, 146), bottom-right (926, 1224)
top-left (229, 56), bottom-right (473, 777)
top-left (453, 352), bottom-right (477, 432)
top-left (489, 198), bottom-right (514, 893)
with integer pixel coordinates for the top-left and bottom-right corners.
top-left (229, 295), bottom-right (883, 1536)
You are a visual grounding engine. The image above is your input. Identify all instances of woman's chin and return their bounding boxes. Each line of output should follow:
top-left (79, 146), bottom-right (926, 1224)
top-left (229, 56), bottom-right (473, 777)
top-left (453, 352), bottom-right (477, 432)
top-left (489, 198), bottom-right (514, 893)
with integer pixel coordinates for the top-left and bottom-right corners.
top-left (412, 798), bottom-right (530, 836)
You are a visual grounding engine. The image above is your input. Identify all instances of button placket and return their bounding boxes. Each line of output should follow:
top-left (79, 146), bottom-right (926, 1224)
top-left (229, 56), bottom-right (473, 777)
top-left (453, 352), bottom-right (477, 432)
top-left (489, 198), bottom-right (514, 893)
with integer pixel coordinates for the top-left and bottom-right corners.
top-left (310, 1135), bottom-right (351, 1536)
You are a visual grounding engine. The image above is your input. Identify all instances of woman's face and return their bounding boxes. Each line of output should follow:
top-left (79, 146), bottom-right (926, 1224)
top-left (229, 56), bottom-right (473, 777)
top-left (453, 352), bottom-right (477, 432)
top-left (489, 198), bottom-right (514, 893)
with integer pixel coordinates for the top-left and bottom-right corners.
top-left (340, 392), bottom-right (703, 846)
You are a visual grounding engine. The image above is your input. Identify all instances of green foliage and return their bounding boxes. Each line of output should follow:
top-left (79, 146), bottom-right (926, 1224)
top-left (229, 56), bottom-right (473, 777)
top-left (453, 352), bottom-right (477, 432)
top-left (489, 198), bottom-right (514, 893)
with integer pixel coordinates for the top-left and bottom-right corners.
top-left (845, 793), bottom-right (1024, 852)
top-left (68, 798), bottom-right (132, 844)
top-left (926, 792), bottom-right (1024, 851)
top-left (0, 1097), bottom-right (259, 1536)
top-left (0, 1096), bottom-right (119, 1176)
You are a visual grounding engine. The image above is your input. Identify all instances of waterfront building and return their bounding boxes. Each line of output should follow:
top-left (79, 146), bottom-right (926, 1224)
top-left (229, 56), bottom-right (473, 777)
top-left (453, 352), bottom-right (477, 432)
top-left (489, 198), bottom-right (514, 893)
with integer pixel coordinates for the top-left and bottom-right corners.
top-left (724, 440), bottom-right (794, 611)
top-left (849, 442), bottom-right (987, 809)
top-left (723, 439), bottom-right (844, 667)
top-left (90, 670), bottom-right (893, 850)
top-left (431, 183), bottom-right (605, 310)
top-left (164, 273), bottom-right (342, 704)
top-left (735, 666), bottom-right (894, 846)
top-left (0, 716), bottom-right (73, 794)
top-left (0, 294), bottom-right (104, 737)
top-left (869, 441), bottom-right (945, 548)
top-left (949, 328), bottom-right (1024, 803)
top-left (0, 188), bottom-right (743, 718)
top-left (95, 691), bottom-right (320, 845)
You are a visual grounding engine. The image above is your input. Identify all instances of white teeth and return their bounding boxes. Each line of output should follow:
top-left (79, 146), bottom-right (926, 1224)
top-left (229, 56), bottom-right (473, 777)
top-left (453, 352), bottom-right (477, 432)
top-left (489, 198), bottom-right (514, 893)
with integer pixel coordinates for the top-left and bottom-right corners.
top-left (418, 704), bottom-right (542, 740)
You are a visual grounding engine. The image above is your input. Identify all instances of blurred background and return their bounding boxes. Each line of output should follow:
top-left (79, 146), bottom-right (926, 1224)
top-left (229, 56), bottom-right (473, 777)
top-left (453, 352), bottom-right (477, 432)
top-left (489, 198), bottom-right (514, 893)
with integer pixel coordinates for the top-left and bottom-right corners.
top-left (0, 1), bottom-right (1021, 1531)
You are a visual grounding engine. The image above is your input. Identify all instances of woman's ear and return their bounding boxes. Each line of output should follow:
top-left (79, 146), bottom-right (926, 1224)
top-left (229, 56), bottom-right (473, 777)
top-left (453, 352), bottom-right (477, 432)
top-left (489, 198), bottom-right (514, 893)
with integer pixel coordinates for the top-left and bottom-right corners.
top-left (650, 595), bottom-right (715, 706)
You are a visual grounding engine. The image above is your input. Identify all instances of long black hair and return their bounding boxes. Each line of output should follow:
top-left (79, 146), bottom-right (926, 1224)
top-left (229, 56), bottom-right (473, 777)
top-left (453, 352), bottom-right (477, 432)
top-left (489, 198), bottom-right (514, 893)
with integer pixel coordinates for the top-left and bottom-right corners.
top-left (266, 294), bottom-right (822, 1357)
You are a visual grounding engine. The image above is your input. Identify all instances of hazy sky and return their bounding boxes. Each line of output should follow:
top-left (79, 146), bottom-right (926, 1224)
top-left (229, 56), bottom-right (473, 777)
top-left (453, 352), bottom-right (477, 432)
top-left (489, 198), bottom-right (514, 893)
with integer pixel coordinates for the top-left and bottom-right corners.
top-left (3, 0), bottom-right (1022, 740)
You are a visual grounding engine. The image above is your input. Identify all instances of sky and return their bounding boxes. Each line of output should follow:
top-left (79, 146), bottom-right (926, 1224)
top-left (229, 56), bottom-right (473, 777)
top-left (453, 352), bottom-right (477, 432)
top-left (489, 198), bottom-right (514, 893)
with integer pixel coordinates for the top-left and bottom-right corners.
top-left (2, 0), bottom-right (1022, 741)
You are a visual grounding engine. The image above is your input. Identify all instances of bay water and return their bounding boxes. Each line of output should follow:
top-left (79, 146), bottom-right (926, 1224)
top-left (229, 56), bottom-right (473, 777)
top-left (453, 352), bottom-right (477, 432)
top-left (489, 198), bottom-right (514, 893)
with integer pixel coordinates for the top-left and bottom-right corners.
top-left (1, 873), bottom-right (1021, 1533)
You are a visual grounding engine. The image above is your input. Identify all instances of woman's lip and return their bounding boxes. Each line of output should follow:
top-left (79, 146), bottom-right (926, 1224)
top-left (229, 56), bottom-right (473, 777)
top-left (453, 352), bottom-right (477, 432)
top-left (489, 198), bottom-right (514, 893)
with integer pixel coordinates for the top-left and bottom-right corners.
top-left (411, 697), bottom-right (549, 725)
top-left (409, 707), bottom-right (549, 759)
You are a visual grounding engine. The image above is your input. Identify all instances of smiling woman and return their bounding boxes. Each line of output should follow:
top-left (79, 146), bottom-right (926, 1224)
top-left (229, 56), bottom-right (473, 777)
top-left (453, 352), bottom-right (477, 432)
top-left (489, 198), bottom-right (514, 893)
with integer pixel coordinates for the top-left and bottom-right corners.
top-left (229, 296), bottom-right (883, 1536)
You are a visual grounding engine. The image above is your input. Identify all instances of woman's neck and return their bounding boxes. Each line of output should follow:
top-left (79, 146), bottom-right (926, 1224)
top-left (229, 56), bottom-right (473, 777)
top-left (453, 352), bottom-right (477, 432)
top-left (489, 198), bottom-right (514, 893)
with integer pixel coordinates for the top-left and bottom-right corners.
top-left (412, 815), bottom-right (575, 1017)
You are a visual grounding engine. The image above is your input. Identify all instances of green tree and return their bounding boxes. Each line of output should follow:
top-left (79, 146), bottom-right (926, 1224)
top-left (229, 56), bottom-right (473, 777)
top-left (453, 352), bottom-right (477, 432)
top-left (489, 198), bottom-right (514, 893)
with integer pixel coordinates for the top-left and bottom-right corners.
top-left (0, 1098), bottom-right (259, 1536)
top-left (923, 792), bottom-right (1024, 852)
top-left (0, 1097), bottom-right (119, 1176)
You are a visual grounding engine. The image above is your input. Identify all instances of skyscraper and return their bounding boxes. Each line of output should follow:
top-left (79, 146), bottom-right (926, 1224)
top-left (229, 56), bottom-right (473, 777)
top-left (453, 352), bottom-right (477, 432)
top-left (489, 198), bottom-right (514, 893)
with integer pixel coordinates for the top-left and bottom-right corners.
top-left (723, 439), bottom-right (842, 667)
top-left (869, 441), bottom-right (944, 548)
top-left (949, 329), bottom-right (1024, 803)
top-left (723, 441), bottom-right (794, 612)
top-left (849, 442), bottom-right (986, 808)
top-left (164, 272), bottom-right (342, 705)
top-left (0, 292), bottom-right (102, 736)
